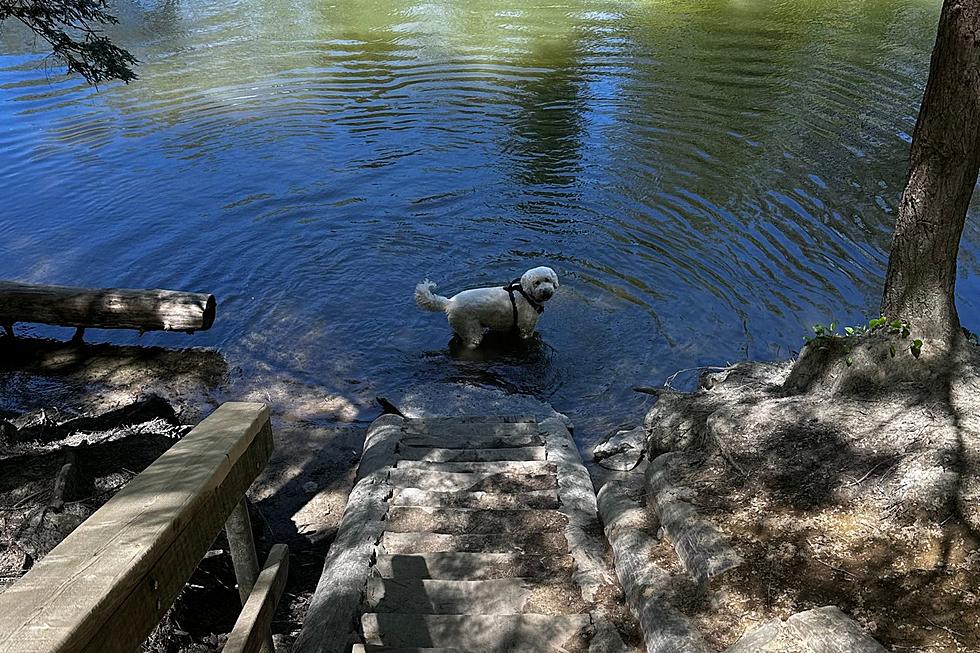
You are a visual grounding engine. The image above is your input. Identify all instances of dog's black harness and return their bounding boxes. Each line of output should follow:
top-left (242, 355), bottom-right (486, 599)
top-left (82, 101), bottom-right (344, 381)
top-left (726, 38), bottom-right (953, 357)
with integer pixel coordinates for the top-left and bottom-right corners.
top-left (504, 278), bottom-right (544, 331)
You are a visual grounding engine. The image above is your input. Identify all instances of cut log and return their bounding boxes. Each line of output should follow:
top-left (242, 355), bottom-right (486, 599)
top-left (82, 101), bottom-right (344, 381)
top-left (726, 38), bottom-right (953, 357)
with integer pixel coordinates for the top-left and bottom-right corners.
top-left (597, 477), bottom-right (710, 653)
top-left (0, 281), bottom-right (216, 333)
top-left (646, 452), bottom-right (742, 585)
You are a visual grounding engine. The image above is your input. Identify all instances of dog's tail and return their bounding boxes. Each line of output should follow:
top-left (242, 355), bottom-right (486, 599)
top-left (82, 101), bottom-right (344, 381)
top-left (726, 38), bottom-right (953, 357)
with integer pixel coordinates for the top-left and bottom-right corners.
top-left (415, 279), bottom-right (450, 313)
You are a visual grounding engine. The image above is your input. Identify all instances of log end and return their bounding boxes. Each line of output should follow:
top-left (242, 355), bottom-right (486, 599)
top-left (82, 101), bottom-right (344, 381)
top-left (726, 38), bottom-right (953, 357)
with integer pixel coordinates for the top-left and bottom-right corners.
top-left (200, 294), bottom-right (217, 331)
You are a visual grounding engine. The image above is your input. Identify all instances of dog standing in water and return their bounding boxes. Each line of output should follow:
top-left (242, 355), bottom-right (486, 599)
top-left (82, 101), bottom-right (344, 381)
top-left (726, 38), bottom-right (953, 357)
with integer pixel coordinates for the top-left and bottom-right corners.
top-left (415, 266), bottom-right (559, 348)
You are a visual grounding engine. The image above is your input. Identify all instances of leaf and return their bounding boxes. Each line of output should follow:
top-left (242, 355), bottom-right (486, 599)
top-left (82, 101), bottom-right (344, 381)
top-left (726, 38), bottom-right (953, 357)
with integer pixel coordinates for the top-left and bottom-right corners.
top-left (829, 321), bottom-right (836, 332)
top-left (911, 339), bottom-right (923, 358)
top-left (889, 344), bottom-right (896, 358)
top-left (845, 326), bottom-right (855, 336)
top-left (846, 356), bottom-right (853, 367)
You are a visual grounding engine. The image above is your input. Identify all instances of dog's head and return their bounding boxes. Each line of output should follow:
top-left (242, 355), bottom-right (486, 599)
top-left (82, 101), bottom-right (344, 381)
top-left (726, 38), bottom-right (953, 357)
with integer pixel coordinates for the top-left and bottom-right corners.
top-left (520, 266), bottom-right (560, 303)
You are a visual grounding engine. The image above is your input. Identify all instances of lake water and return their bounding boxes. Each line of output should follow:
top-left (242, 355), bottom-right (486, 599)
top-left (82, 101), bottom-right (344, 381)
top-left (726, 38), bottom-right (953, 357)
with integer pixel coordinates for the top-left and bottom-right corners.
top-left (1, 0), bottom-right (977, 446)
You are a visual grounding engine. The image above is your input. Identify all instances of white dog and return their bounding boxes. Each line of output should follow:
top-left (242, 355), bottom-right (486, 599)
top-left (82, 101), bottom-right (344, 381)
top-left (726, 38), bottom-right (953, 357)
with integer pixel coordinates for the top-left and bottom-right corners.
top-left (415, 266), bottom-right (560, 348)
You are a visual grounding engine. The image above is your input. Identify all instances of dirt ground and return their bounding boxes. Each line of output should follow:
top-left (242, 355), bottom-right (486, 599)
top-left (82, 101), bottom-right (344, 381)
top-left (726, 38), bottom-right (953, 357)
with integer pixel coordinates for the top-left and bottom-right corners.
top-left (641, 350), bottom-right (980, 652)
top-left (0, 335), bottom-right (369, 652)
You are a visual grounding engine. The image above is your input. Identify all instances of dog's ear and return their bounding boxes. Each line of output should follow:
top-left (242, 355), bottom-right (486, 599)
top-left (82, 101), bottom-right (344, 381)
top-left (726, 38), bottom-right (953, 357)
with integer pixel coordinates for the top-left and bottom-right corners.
top-left (550, 270), bottom-right (560, 287)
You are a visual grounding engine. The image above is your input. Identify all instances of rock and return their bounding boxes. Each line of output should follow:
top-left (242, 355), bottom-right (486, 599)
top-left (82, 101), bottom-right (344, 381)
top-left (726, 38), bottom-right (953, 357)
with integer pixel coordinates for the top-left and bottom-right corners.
top-left (302, 481), bottom-right (318, 494)
top-left (593, 426), bottom-right (645, 471)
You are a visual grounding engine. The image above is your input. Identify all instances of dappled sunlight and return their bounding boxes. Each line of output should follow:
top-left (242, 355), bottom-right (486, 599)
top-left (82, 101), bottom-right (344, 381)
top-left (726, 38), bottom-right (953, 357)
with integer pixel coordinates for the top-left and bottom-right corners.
top-left (642, 359), bottom-right (980, 649)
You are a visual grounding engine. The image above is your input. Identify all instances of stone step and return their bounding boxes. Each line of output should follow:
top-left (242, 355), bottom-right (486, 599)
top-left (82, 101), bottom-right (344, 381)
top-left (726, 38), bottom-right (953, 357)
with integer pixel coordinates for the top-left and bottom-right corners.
top-left (361, 613), bottom-right (593, 652)
top-left (374, 552), bottom-right (575, 580)
top-left (364, 577), bottom-right (588, 615)
top-left (397, 446), bottom-right (547, 462)
top-left (388, 470), bottom-right (557, 493)
top-left (385, 507), bottom-right (567, 534)
top-left (395, 460), bottom-right (555, 474)
top-left (391, 488), bottom-right (559, 510)
top-left (380, 531), bottom-right (569, 555)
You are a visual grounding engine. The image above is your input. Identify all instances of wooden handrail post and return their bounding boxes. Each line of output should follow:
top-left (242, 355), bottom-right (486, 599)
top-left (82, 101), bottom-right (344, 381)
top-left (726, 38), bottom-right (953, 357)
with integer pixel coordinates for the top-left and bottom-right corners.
top-left (226, 499), bottom-right (261, 602)
top-left (225, 499), bottom-right (275, 653)
top-left (224, 544), bottom-right (290, 653)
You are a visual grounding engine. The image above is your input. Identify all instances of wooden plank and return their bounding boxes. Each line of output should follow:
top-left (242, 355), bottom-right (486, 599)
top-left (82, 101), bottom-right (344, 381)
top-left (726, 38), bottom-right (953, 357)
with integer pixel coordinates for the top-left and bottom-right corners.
top-left (394, 460), bottom-right (555, 474)
top-left (374, 552), bottom-right (574, 580)
top-left (404, 416), bottom-right (535, 425)
top-left (292, 415), bottom-right (403, 653)
top-left (403, 421), bottom-right (540, 438)
top-left (361, 613), bottom-right (593, 651)
top-left (400, 433), bottom-right (544, 449)
top-left (224, 544), bottom-right (290, 653)
top-left (385, 507), bottom-right (567, 534)
top-left (364, 577), bottom-right (586, 615)
top-left (353, 647), bottom-right (460, 653)
top-left (380, 531), bottom-right (568, 555)
top-left (0, 402), bottom-right (272, 653)
top-left (388, 469), bottom-right (556, 493)
top-left (396, 446), bottom-right (546, 462)
top-left (0, 281), bottom-right (215, 332)
top-left (390, 488), bottom-right (559, 510)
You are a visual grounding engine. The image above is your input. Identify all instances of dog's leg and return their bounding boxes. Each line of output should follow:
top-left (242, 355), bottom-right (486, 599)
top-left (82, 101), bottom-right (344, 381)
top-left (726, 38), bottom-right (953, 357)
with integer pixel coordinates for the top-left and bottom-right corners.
top-left (450, 314), bottom-right (485, 349)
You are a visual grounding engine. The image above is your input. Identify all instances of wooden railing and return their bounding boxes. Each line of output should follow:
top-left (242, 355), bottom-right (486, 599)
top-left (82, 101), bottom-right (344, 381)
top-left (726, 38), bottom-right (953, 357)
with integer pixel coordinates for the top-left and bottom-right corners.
top-left (0, 402), bottom-right (288, 653)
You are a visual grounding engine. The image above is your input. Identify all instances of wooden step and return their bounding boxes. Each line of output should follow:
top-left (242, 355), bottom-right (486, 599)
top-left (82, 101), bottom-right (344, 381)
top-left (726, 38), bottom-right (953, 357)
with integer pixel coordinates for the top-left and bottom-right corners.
top-left (361, 613), bottom-right (593, 651)
top-left (395, 461), bottom-right (555, 474)
top-left (403, 421), bottom-right (540, 438)
top-left (405, 416), bottom-right (535, 425)
top-left (380, 531), bottom-right (569, 555)
top-left (385, 507), bottom-right (567, 534)
top-left (374, 552), bottom-right (574, 580)
top-left (365, 577), bottom-right (587, 615)
top-left (397, 446), bottom-right (546, 462)
top-left (352, 646), bottom-right (461, 653)
top-left (388, 470), bottom-right (557, 493)
top-left (391, 488), bottom-right (559, 510)
top-left (401, 433), bottom-right (544, 449)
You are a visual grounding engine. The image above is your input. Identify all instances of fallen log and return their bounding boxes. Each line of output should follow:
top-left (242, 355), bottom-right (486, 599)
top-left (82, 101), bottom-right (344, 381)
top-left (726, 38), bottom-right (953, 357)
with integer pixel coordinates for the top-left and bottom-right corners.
top-left (10, 395), bottom-right (178, 443)
top-left (0, 281), bottom-right (215, 335)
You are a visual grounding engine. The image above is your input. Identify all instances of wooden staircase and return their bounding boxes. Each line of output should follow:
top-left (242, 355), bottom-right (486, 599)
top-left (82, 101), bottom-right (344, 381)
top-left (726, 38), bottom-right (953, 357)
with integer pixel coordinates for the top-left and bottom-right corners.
top-left (293, 415), bottom-right (628, 653)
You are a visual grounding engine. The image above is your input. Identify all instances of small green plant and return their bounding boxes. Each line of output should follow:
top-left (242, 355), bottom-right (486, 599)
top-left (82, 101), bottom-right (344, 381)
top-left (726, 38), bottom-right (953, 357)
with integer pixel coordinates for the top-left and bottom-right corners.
top-left (804, 316), bottom-right (923, 364)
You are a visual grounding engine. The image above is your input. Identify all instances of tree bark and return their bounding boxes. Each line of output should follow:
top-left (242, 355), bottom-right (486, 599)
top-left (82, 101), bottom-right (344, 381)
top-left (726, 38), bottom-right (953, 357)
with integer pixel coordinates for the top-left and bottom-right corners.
top-left (881, 0), bottom-right (980, 343)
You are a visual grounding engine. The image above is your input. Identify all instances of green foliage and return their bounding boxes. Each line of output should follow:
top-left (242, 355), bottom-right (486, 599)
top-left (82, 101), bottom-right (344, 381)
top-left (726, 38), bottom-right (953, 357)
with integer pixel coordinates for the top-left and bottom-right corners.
top-left (0, 1), bottom-right (137, 84)
top-left (804, 316), bottom-right (924, 364)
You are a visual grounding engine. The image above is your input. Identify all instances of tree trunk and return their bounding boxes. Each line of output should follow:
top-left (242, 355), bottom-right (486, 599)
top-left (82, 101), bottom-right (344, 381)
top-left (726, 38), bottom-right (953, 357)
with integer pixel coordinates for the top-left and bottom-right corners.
top-left (881, 0), bottom-right (980, 343)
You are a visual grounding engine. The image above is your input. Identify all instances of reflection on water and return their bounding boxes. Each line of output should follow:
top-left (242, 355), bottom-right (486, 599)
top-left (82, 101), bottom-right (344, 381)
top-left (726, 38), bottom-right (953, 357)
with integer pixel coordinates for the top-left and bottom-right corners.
top-left (1, 0), bottom-right (976, 446)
